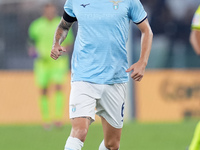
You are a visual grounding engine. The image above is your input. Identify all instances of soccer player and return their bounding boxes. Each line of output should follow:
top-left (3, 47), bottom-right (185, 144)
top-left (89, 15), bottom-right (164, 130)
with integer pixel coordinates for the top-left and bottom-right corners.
top-left (189, 5), bottom-right (200, 150)
top-left (28, 3), bottom-right (74, 129)
top-left (51, 0), bottom-right (153, 149)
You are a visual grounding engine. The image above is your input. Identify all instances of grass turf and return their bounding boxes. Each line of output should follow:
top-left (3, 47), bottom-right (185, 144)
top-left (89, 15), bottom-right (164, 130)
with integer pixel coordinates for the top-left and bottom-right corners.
top-left (0, 120), bottom-right (198, 150)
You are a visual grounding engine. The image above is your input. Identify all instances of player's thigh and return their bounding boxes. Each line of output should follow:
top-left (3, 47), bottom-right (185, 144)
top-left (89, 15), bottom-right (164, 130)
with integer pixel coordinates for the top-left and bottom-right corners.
top-left (34, 60), bottom-right (50, 88)
top-left (69, 81), bottom-right (100, 141)
top-left (101, 117), bottom-right (122, 147)
top-left (96, 83), bottom-right (127, 129)
top-left (69, 81), bottom-right (99, 122)
top-left (51, 58), bottom-right (69, 85)
top-left (51, 69), bottom-right (66, 85)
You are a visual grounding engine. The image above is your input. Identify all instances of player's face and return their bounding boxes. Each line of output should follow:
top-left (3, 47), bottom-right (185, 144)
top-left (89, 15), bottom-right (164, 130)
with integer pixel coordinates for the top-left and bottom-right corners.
top-left (44, 5), bottom-right (57, 20)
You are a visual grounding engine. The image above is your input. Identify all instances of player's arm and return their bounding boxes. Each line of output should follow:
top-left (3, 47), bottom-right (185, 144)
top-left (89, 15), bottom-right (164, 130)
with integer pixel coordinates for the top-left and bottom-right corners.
top-left (62, 29), bottom-right (75, 54)
top-left (51, 12), bottom-right (77, 60)
top-left (126, 18), bottom-right (153, 82)
top-left (28, 39), bottom-right (38, 58)
top-left (190, 29), bottom-right (200, 56)
top-left (28, 23), bottom-right (38, 58)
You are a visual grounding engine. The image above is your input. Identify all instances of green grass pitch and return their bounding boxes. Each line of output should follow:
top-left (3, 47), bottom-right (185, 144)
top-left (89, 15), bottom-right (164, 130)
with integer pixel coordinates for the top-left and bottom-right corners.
top-left (0, 120), bottom-right (198, 150)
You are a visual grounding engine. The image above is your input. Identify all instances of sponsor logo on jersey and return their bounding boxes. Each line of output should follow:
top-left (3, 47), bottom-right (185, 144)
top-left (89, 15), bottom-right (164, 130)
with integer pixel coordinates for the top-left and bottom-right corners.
top-left (110, 0), bottom-right (122, 10)
top-left (80, 3), bottom-right (90, 8)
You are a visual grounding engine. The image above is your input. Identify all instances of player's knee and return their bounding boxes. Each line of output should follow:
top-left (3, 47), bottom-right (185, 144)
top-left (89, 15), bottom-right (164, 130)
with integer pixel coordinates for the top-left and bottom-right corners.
top-left (70, 117), bottom-right (91, 142)
top-left (104, 140), bottom-right (120, 150)
top-left (71, 128), bottom-right (88, 142)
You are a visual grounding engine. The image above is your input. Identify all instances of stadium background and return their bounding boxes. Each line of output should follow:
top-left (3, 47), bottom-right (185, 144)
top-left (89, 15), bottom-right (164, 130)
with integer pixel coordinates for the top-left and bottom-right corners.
top-left (0, 0), bottom-right (200, 150)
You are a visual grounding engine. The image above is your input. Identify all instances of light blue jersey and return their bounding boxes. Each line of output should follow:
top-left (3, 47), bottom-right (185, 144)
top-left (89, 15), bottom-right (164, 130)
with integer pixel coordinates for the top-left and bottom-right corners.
top-left (64, 0), bottom-right (147, 84)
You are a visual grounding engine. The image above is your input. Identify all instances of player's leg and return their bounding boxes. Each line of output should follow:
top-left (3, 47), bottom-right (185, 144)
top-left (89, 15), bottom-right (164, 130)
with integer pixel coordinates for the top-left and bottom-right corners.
top-left (65, 118), bottom-right (90, 150)
top-left (54, 84), bottom-right (65, 126)
top-left (189, 121), bottom-right (200, 150)
top-left (34, 60), bottom-right (51, 128)
top-left (99, 117), bottom-right (122, 150)
top-left (40, 88), bottom-right (51, 124)
top-left (97, 83), bottom-right (127, 150)
top-left (52, 57), bottom-right (69, 126)
top-left (64, 81), bottom-right (98, 150)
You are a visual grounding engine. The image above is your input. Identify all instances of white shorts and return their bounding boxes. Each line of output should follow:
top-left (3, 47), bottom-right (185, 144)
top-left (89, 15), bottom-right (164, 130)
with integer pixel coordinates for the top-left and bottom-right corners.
top-left (69, 81), bottom-right (127, 129)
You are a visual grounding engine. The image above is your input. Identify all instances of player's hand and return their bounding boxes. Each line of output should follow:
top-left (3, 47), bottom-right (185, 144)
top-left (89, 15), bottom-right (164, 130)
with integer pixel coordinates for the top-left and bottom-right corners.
top-left (126, 60), bottom-right (147, 82)
top-left (28, 46), bottom-right (38, 59)
top-left (50, 44), bottom-right (66, 60)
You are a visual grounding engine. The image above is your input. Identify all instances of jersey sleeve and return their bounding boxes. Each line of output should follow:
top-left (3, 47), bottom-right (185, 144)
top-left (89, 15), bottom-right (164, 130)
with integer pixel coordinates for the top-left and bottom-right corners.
top-left (128, 0), bottom-right (147, 24)
top-left (28, 20), bottom-right (38, 41)
top-left (191, 6), bottom-right (200, 30)
top-left (64, 0), bottom-right (76, 18)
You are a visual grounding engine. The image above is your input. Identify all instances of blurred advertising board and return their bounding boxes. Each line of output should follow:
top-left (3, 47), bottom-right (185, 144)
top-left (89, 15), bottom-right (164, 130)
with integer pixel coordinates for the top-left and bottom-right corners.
top-left (135, 70), bottom-right (200, 122)
top-left (0, 71), bottom-right (70, 124)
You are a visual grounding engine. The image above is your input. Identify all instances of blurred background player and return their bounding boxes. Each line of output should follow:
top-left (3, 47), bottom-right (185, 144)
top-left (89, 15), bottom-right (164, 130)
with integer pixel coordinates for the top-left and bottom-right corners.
top-left (189, 5), bottom-right (200, 150)
top-left (28, 3), bottom-right (74, 129)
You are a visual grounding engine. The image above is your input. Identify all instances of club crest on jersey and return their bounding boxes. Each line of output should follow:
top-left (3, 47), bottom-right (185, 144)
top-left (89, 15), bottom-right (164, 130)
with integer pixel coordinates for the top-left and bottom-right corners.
top-left (71, 105), bottom-right (76, 113)
top-left (110, 0), bottom-right (122, 10)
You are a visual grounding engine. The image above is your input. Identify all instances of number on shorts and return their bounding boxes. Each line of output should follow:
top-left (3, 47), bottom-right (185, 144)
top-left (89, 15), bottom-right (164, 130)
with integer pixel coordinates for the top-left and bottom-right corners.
top-left (121, 102), bottom-right (125, 118)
